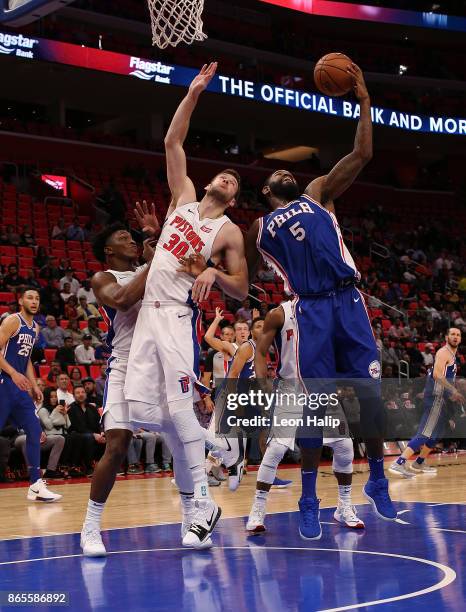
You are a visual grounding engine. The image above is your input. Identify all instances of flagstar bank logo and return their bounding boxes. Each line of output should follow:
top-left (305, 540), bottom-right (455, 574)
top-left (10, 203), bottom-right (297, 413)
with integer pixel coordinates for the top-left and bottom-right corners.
top-left (129, 57), bottom-right (175, 83)
top-left (0, 32), bottom-right (39, 58)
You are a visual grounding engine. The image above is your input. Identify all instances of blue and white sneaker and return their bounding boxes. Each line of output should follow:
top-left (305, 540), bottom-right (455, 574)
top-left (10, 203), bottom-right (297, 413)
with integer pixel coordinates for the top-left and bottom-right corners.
top-left (272, 477), bottom-right (292, 488)
top-left (298, 497), bottom-right (322, 540)
top-left (363, 478), bottom-right (397, 521)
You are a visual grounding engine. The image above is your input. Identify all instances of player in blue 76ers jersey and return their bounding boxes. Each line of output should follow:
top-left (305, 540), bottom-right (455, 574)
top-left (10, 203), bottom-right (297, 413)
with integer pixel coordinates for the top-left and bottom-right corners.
top-left (246, 63), bottom-right (396, 538)
top-left (0, 287), bottom-right (61, 502)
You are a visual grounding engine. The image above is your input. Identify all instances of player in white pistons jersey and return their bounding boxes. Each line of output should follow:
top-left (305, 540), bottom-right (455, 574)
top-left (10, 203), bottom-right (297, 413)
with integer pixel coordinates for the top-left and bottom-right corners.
top-left (125, 63), bottom-right (249, 549)
top-left (247, 299), bottom-right (364, 535)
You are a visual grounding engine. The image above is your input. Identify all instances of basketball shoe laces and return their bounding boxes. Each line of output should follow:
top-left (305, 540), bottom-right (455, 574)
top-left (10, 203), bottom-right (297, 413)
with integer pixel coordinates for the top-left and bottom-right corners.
top-left (300, 498), bottom-right (320, 526)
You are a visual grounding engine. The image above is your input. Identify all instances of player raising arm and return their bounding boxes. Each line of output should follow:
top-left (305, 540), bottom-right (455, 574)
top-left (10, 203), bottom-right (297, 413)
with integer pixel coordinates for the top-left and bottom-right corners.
top-left (0, 288), bottom-right (61, 503)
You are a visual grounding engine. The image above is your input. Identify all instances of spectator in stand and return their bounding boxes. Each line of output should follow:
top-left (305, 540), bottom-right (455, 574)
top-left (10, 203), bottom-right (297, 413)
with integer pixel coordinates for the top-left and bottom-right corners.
top-left (385, 282), bottom-right (403, 305)
top-left (67, 217), bottom-right (85, 242)
top-left (51, 218), bottom-right (67, 240)
top-left (34, 246), bottom-right (49, 269)
top-left (68, 385), bottom-right (105, 477)
top-left (56, 373), bottom-right (74, 405)
top-left (41, 314), bottom-right (65, 348)
top-left (20, 225), bottom-right (35, 247)
top-left (98, 179), bottom-right (127, 223)
top-left (236, 298), bottom-right (252, 322)
top-left (77, 296), bottom-right (101, 321)
top-left (75, 334), bottom-right (96, 366)
top-left (5, 225), bottom-right (21, 246)
top-left (59, 268), bottom-right (80, 295)
top-left (70, 367), bottom-right (83, 386)
top-left (388, 318), bottom-right (409, 340)
top-left (39, 258), bottom-right (61, 281)
top-left (256, 266), bottom-right (276, 282)
top-left (48, 293), bottom-right (65, 320)
top-left (60, 282), bottom-right (73, 303)
top-left (258, 301), bottom-right (270, 317)
top-left (22, 270), bottom-right (41, 292)
top-left (420, 343), bottom-right (435, 368)
top-left (56, 336), bottom-right (77, 371)
top-left (82, 377), bottom-right (103, 408)
top-left (64, 295), bottom-right (79, 321)
top-left (42, 315), bottom-right (66, 348)
top-left (381, 337), bottom-right (399, 368)
top-left (83, 316), bottom-right (104, 347)
top-left (67, 319), bottom-right (84, 346)
top-left (385, 395), bottom-right (405, 439)
top-left (3, 264), bottom-right (25, 293)
top-left (95, 364), bottom-right (107, 398)
top-left (382, 364), bottom-right (395, 378)
top-left (46, 360), bottom-right (63, 388)
top-left (77, 279), bottom-right (97, 305)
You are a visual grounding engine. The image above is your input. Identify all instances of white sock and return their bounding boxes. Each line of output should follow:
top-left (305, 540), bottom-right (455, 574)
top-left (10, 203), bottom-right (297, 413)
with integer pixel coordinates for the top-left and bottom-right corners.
top-left (84, 499), bottom-right (105, 530)
top-left (180, 492), bottom-right (195, 516)
top-left (338, 484), bottom-right (352, 508)
top-left (254, 489), bottom-right (269, 508)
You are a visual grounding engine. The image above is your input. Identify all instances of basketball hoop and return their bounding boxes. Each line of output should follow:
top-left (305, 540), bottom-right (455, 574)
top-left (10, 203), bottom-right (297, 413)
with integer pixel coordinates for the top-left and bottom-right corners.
top-left (146, 0), bottom-right (207, 49)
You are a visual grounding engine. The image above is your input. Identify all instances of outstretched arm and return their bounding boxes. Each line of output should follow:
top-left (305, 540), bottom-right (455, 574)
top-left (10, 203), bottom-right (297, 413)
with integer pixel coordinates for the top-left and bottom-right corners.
top-left (255, 307), bottom-right (284, 379)
top-left (164, 62), bottom-right (217, 210)
top-left (204, 308), bottom-right (236, 356)
top-left (305, 63), bottom-right (372, 208)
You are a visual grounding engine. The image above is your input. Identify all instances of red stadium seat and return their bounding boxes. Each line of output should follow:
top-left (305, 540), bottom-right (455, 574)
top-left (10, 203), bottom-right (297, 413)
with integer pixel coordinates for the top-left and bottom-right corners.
top-left (90, 365), bottom-right (102, 379)
top-left (60, 320), bottom-right (70, 329)
top-left (17, 247), bottom-right (33, 257)
top-left (44, 348), bottom-right (57, 364)
top-left (1, 246), bottom-right (16, 257)
top-left (98, 321), bottom-right (107, 332)
top-left (39, 365), bottom-right (51, 379)
top-left (0, 292), bottom-right (15, 304)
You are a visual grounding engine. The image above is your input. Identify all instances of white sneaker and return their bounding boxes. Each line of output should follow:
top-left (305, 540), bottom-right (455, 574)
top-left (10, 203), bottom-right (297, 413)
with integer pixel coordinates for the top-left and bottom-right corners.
top-left (226, 434), bottom-right (247, 492)
top-left (389, 462), bottom-right (416, 479)
top-left (246, 502), bottom-right (266, 534)
top-left (81, 527), bottom-right (107, 557)
top-left (180, 496), bottom-right (196, 539)
top-left (410, 462), bottom-right (437, 474)
top-left (27, 478), bottom-right (62, 502)
top-left (334, 505), bottom-right (365, 529)
top-left (182, 498), bottom-right (221, 549)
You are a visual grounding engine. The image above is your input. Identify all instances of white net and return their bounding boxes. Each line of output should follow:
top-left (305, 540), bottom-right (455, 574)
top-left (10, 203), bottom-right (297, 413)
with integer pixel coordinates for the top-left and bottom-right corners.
top-left (147, 0), bottom-right (207, 49)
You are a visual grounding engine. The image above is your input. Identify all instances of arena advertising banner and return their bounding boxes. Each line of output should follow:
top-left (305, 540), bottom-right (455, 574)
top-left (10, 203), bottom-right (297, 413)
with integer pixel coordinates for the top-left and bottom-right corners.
top-left (1, 29), bottom-right (465, 136)
top-left (259, 0), bottom-right (466, 33)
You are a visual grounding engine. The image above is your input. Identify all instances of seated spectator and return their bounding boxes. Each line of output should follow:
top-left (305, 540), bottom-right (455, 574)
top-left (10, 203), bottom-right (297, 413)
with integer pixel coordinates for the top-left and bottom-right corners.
top-left (56, 372), bottom-right (74, 405)
top-left (70, 366), bottom-right (83, 386)
top-left (67, 217), bottom-right (85, 242)
top-left (34, 246), bottom-right (49, 269)
top-left (21, 224), bottom-right (35, 247)
top-left (67, 319), bottom-right (84, 346)
top-left (51, 218), bottom-right (67, 240)
top-left (75, 334), bottom-right (95, 365)
top-left (56, 336), bottom-right (77, 371)
top-left (3, 264), bottom-right (25, 293)
top-left (127, 430), bottom-right (172, 474)
top-left (77, 279), bottom-right (97, 305)
top-left (60, 282), bottom-right (73, 303)
top-left (59, 268), bottom-right (80, 294)
top-left (68, 385), bottom-right (105, 476)
top-left (22, 270), bottom-right (41, 291)
top-left (421, 343), bottom-right (435, 367)
top-left (385, 396), bottom-right (405, 438)
top-left (64, 295), bottom-right (79, 321)
top-left (380, 337), bottom-right (399, 367)
top-left (95, 364), bottom-right (107, 397)
top-left (39, 257), bottom-right (61, 281)
top-left (82, 316), bottom-right (104, 346)
top-left (236, 298), bottom-right (252, 322)
top-left (5, 225), bottom-right (21, 246)
top-left (77, 296), bottom-right (101, 321)
top-left (46, 360), bottom-right (63, 388)
top-left (42, 315), bottom-right (66, 348)
top-left (82, 377), bottom-right (103, 407)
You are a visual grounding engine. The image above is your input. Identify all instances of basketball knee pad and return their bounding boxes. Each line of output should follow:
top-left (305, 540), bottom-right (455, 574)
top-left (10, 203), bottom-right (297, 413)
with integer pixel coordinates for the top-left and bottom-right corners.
top-left (257, 440), bottom-right (287, 485)
top-left (331, 438), bottom-right (354, 474)
top-left (297, 436), bottom-right (323, 449)
top-left (128, 401), bottom-right (163, 432)
top-left (162, 426), bottom-right (194, 494)
top-left (168, 398), bottom-right (204, 445)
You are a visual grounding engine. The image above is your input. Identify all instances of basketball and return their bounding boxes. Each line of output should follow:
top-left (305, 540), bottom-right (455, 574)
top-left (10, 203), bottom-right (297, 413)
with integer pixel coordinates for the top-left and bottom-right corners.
top-left (314, 52), bottom-right (353, 96)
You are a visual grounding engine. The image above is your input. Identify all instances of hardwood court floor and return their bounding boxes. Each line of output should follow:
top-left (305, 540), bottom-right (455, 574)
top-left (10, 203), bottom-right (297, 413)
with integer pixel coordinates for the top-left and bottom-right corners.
top-left (1, 455), bottom-right (465, 540)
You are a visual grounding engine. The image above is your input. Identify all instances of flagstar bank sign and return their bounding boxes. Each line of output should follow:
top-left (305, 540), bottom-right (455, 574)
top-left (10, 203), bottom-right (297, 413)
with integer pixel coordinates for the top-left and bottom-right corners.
top-left (1, 29), bottom-right (464, 137)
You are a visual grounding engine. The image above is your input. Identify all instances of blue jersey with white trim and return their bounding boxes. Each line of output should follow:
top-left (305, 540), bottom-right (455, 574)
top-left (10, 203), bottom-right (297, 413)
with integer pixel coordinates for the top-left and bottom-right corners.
top-left (1, 314), bottom-right (37, 378)
top-left (424, 355), bottom-right (457, 404)
top-left (258, 194), bottom-right (359, 295)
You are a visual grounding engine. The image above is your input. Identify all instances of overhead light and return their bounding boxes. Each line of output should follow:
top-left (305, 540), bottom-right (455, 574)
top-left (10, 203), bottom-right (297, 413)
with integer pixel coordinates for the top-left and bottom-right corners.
top-left (264, 146), bottom-right (319, 163)
top-left (399, 64), bottom-right (408, 75)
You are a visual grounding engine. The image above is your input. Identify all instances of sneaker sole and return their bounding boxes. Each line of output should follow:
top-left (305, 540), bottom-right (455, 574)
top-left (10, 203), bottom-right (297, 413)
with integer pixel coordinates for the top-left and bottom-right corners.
top-left (388, 467), bottom-right (415, 479)
top-left (272, 483), bottom-right (292, 489)
top-left (362, 487), bottom-right (397, 521)
top-left (246, 525), bottom-right (266, 535)
top-left (183, 507), bottom-right (222, 549)
top-left (27, 494), bottom-right (62, 502)
top-left (333, 515), bottom-right (365, 529)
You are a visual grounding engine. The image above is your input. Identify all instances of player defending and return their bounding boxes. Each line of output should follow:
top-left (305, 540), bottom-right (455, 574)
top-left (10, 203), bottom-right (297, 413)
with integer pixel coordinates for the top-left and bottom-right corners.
top-left (390, 328), bottom-right (462, 478)
top-left (0, 288), bottom-right (61, 502)
top-left (125, 63), bottom-right (249, 549)
top-left (80, 215), bottom-right (158, 555)
top-left (247, 301), bottom-right (364, 535)
top-left (246, 63), bottom-right (396, 538)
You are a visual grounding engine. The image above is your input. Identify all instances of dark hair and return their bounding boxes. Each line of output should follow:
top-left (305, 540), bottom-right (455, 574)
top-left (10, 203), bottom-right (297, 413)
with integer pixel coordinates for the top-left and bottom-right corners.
top-left (92, 222), bottom-right (128, 263)
top-left (43, 387), bottom-right (58, 411)
top-left (19, 286), bottom-right (40, 298)
top-left (250, 317), bottom-right (265, 330)
top-left (217, 169), bottom-right (241, 199)
top-left (73, 384), bottom-right (85, 393)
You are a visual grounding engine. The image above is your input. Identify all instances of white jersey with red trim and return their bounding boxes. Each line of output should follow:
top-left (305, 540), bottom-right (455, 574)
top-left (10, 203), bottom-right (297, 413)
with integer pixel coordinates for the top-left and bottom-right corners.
top-left (144, 202), bottom-right (231, 304)
top-left (100, 267), bottom-right (145, 359)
